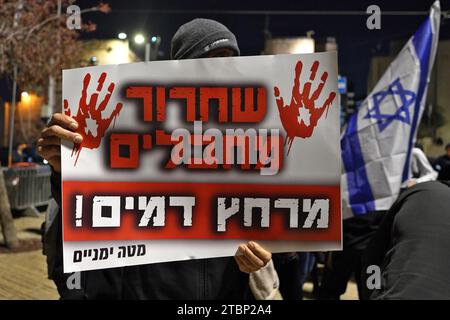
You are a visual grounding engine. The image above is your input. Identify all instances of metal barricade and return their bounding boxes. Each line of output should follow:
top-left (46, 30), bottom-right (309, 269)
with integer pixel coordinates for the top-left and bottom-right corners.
top-left (4, 165), bottom-right (52, 210)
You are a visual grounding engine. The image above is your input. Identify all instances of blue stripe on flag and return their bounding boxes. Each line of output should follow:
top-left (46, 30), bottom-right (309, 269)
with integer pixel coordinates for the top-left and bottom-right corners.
top-left (341, 112), bottom-right (375, 215)
top-left (401, 17), bottom-right (433, 182)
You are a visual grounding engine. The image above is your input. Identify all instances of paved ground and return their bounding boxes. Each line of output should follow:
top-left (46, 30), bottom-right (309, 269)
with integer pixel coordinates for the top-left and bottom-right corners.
top-left (0, 250), bottom-right (58, 300)
top-left (0, 214), bottom-right (358, 300)
top-left (0, 214), bottom-right (58, 300)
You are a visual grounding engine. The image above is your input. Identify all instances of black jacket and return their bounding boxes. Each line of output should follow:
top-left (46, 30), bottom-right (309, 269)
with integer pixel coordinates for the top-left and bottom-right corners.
top-left (48, 171), bottom-right (252, 300)
top-left (434, 155), bottom-right (450, 180)
top-left (362, 181), bottom-right (450, 300)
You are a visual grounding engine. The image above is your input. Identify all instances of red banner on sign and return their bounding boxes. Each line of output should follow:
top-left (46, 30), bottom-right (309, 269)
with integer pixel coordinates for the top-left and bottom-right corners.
top-left (63, 181), bottom-right (340, 242)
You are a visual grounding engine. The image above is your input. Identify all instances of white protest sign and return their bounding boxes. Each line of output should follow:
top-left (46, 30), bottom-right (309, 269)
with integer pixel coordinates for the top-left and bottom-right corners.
top-left (61, 52), bottom-right (341, 272)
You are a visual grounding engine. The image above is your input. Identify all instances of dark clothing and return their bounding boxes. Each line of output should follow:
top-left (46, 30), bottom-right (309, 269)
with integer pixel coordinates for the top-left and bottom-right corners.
top-left (273, 252), bottom-right (315, 300)
top-left (319, 247), bottom-right (364, 300)
top-left (340, 211), bottom-right (387, 251)
top-left (171, 18), bottom-right (240, 59)
top-left (272, 253), bottom-right (303, 300)
top-left (362, 181), bottom-right (450, 300)
top-left (433, 155), bottom-right (450, 180)
top-left (48, 172), bottom-right (252, 300)
top-left (319, 211), bottom-right (385, 300)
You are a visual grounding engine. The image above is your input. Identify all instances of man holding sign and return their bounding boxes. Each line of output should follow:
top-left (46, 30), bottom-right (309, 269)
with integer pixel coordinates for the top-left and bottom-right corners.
top-left (39, 18), bottom-right (341, 299)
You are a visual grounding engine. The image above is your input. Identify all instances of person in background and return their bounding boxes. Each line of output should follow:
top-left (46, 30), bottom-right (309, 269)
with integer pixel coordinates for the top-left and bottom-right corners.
top-left (320, 144), bottom-right (438, 299)
top-left (318, 210), bottom-right (385, 300)
top-left (16, 144), bottom-right (28, 162)
top-left (433, 143), bottom-right (450, 181)
top-left (362, 180), bottom-right (450, 299)
top-left (272, 252), bottom-right (316, 300)
top-left (404, 145), bottom-right (438, 188)
top-left (38, 18), bottom-right (277, 300)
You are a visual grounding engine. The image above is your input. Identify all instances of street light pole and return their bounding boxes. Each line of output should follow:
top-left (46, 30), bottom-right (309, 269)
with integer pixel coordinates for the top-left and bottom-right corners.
top-left (135, 34), bottom-right (160, 62)
top-left (7, 65), bottom-right (18, 168)
top-left (145, 42), bottom-right (151, 62)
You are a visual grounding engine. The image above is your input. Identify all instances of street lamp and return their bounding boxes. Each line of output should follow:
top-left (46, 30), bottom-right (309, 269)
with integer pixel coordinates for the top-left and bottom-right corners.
top-left (118, 32), bottom-right (127, 40)
top-left (134, 34), bottom-right (161, 62)
top-left (21, 91), bottom-right (30, 102)
top-left (134, 34), bottom-right (145, 45)
top-left (20, 91), bottom-right (32, 134)
top-left (134, 34), bottom-right (150, 61)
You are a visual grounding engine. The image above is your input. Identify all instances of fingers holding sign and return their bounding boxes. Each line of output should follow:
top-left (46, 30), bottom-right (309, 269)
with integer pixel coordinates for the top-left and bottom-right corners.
top-left (37, 112), bottom-right (83, 172)
top-left (235, 241), bottom-right (272, 274)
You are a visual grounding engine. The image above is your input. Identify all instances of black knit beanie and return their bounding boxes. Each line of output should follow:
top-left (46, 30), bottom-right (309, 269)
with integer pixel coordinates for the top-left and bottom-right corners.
top-left (171, 18), bottom-right (240, 60)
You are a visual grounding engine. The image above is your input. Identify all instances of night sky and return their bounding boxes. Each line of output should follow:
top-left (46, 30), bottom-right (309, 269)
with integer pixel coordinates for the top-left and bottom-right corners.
top-left (2, 0), bottom-right (450, 101)
top-left (76, 0), bottom-right (450, 98)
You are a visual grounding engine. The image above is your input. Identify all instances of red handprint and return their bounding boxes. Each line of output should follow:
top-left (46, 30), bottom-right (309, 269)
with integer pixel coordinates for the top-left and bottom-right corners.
top-left (274, 60), bottom-right (336, 154)
top-left (64, 72), bottom-right (123, 165)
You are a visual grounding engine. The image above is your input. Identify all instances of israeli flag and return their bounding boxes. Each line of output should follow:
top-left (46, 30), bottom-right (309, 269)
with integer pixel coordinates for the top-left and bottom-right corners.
top-left (341, 1), bottom-right (441, 218)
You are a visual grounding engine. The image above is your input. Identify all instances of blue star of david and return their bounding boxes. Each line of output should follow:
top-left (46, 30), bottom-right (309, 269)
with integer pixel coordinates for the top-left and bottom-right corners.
top-left (364, 78), bottom-right (416, 132)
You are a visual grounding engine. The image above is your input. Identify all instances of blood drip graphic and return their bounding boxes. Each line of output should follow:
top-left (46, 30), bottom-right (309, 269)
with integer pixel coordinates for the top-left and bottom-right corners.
top-left (274, 60), bottom-right (336, 154)
top-left (63, 72), bottom-right (123, 165)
